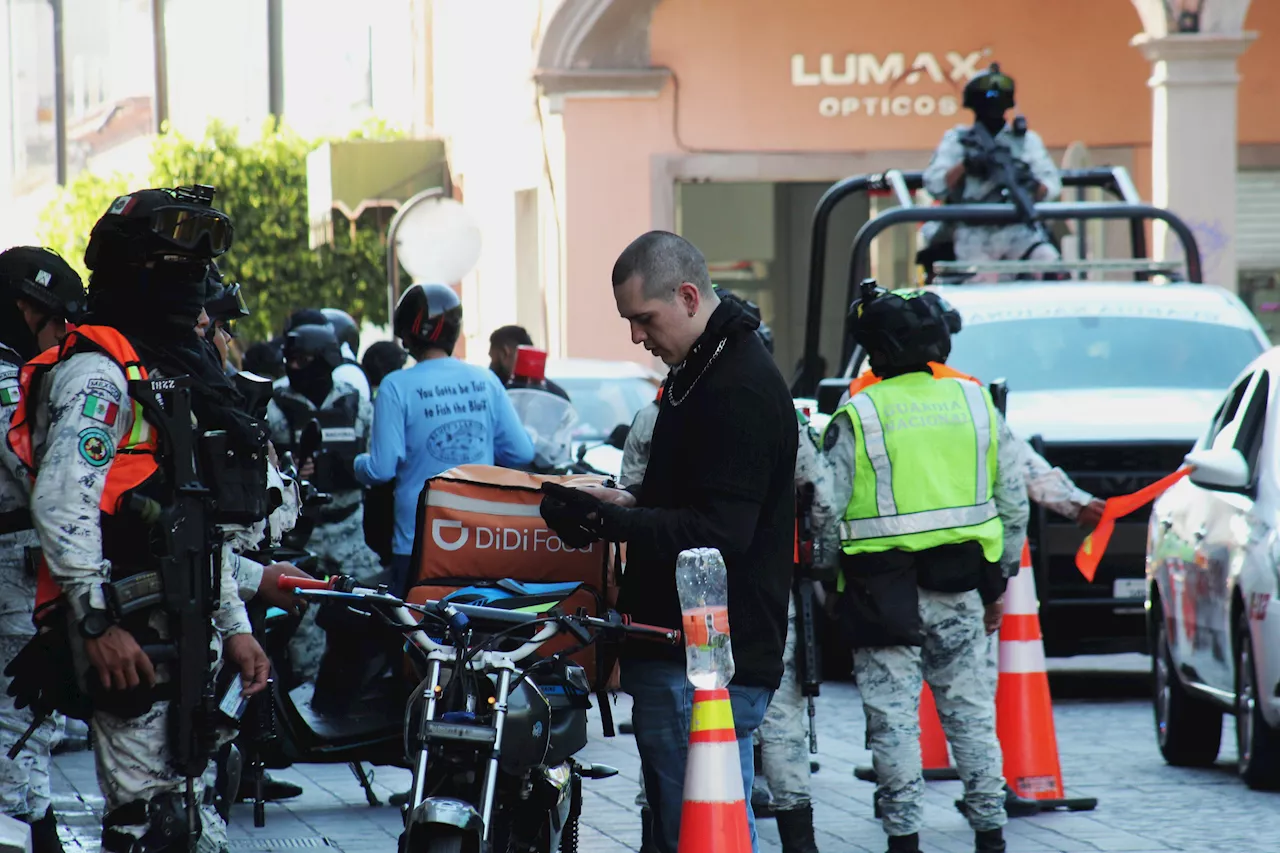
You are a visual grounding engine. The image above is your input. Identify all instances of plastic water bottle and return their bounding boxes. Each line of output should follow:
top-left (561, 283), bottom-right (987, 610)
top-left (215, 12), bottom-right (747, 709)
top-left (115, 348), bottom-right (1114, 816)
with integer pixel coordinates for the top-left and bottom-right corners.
top-left (675, 547), bottom-right (735, 689)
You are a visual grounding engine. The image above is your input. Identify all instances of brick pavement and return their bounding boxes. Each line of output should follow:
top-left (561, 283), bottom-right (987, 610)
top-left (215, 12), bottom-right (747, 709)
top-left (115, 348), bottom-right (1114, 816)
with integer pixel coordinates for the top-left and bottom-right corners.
top-left (47, 666), bottom-right (1280, 853)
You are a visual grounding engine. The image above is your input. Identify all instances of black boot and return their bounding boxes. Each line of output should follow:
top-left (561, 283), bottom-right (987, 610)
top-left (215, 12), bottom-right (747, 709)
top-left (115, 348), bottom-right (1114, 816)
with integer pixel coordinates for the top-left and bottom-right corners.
top-left (237, 767), bottom-right (304, 802)
top-left (640, 806), bottom-right (659, 853)
top-left (975, 828), bottom-right (1007, 852)
top-left (775, 805), bottom-right (819, 853)
top-left (28, 807), bottom-right (64, 853)
top-left (886, 833), bottom-right (920, 853)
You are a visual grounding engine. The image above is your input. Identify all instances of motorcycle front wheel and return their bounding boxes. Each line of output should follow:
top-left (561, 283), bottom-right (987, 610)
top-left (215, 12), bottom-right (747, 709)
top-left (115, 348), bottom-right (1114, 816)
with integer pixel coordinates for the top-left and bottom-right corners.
top-left (421, 833), bottom-right (464, 853)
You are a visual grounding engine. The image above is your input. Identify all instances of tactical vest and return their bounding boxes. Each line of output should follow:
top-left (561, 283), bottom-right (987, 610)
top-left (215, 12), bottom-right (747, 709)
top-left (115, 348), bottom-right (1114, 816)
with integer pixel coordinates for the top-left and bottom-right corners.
top-left (832, 373), bottom-right (1003, 562)
top-left (7, 325), bottom-right (164, 609)
top-left (848, 361), bottom-right (980, 398)
top-left (272, 386), bottom-right (364, 494)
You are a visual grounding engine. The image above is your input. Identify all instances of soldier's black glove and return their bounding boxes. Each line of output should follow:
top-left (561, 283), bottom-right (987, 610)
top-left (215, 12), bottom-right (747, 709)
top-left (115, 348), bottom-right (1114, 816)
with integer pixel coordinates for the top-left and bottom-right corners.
top-left (1013, 158), bottom-right (1038, 191)
top-left (539, 483), bottom-right (605, 549)
top-left (963, 148), bottom-right (993, 180)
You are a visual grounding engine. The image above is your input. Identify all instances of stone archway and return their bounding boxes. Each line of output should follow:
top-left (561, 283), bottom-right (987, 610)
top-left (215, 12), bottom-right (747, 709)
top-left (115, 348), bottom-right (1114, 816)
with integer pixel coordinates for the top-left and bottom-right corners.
top-left (534, 0), bottom-right (669, 99)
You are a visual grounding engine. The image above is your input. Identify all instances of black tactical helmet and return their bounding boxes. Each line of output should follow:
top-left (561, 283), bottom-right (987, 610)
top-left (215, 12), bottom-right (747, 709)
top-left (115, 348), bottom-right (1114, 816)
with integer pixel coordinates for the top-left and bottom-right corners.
top-left (394, 284), bottom-right (462, 354)
top-left (320, 308), bottom-right (360, 355)
top-left (84, 185), bottom-right (233, 271)
top-left (849, 279), bottom-right (952, 370)
top-left (283, 324), bottom-right (343, 370)
top-left (963, 63), bottom-right (1015, 113)
top-left (0, 246), bottom-right (88, 323)
top-left (714, 286), bottom-right (774, 355)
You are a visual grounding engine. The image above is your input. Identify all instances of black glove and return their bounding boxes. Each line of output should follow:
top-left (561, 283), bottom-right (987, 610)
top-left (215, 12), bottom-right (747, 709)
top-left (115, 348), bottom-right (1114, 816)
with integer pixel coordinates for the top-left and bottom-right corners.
top-left (1013, 159), bottom-right (1039, 192)
top-left (539, 483), bottom-right (605, 549)
top-left (963, 148), bottom-right (993, 180)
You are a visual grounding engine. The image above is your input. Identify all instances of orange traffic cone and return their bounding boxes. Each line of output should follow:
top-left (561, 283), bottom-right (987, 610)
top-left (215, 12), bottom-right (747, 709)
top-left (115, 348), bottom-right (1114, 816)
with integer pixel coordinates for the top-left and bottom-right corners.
top-left (854, 682), bottom-right (958, 783)
top-left (678, 688), bottom-right (751, 853)
top-left (994, 542), bottom-right (1097, 812)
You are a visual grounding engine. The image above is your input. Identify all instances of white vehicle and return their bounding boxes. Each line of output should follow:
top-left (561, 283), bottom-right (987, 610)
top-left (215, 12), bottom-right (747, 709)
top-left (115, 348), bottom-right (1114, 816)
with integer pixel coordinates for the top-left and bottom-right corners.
top-left (1147, 348), bottom-right (1280, 790)
top-left (839, 282), bottom-right (1269, 656)
top-left (545, 358), bottom-right (663, 478)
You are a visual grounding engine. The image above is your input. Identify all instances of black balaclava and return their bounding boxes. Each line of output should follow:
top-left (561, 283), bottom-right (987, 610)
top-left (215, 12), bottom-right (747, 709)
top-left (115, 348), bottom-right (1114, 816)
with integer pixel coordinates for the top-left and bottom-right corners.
top-left (287, 357), bottom-right (334, 408)
top-left (973, 101), bottom-right (1007, 137)
top-left (0, 300), bottom-right (41, 362)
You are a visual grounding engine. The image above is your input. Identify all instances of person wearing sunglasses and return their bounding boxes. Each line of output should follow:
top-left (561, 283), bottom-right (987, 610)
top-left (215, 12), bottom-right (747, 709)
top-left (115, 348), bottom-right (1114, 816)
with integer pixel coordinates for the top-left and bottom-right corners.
top-left (922, 64), bottom-right (1062, 282)
top-left (4, 186), bottom-right (271, 853)
top-left (0, 246), bottom-right (86, 853)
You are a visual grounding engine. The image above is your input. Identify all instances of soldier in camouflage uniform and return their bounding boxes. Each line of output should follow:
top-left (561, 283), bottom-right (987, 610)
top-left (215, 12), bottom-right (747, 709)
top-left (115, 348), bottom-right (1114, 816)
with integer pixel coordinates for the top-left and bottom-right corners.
top-left (9, 188), bottom-right (272, 853)
top-left (0, 247), bottom-right (87, 853)
top-left (267, 323), bottom-right (379, 684)
top-left (619, 293), bottom-right (833, 853)
top-left (821, 284), bottom-right (1027, 853)
top-left (922, 64), bottom-right (1061, 282)
top-left (201, 277), bottom-right (314, 805)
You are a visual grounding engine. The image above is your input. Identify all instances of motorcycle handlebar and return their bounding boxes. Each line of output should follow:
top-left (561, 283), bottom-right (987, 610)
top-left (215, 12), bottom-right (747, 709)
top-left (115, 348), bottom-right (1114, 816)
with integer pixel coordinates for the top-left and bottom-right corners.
top-left (285, 574), bottom-right (680, 643)
top-left (620, 618), bottom-right (682, 645)
top-left (279, 574), bottom-right (332, 592)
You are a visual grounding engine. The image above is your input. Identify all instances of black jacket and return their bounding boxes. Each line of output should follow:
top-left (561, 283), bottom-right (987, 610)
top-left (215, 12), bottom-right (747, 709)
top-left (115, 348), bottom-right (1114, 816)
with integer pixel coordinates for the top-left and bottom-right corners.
top-left (609, 298), bottom-right (797, 688)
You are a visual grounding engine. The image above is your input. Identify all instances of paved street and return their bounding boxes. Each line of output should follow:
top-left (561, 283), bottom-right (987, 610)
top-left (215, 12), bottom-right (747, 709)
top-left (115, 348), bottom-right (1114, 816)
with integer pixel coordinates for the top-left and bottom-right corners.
top-left (47, 655), bottom-right (1280, 853)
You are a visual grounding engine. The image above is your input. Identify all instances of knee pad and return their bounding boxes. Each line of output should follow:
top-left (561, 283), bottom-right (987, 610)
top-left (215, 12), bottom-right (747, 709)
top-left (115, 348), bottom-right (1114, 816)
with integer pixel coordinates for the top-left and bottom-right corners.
top-left (101, 793), bottom-right (201, 853)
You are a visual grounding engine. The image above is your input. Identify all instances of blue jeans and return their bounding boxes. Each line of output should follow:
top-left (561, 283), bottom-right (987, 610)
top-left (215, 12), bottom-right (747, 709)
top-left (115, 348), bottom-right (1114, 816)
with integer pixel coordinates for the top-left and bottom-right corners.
top-left (621, 660), bottom-right (773, 853)
top-left (389, 554), bottom-right (412, 598)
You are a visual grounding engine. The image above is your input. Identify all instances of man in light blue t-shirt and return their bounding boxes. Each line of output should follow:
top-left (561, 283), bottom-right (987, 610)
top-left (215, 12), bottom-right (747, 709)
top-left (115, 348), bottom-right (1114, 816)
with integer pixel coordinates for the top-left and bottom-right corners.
top-left (354, 284), bottom-right (534, 593)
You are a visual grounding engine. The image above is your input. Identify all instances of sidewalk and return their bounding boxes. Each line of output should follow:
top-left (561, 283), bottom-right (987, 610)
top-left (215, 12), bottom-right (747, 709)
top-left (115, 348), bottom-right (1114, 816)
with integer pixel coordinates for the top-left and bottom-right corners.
top-left (49, 677), bottom-right (1280, 853)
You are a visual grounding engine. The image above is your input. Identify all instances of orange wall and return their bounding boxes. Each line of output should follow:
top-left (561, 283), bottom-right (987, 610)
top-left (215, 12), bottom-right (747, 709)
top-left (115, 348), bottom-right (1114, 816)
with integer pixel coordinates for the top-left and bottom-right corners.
top-left (562, 92), bottom-right (679, 363)
top-left (560, 0), bottom-right (1278, 360)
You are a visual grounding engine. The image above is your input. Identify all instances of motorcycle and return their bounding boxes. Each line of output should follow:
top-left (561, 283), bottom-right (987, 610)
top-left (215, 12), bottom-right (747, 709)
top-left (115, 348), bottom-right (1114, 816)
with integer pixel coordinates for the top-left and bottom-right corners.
top-left (281, 573), bottom-right (680, 853)
top-left (507, 388), bottom-right (628, 478)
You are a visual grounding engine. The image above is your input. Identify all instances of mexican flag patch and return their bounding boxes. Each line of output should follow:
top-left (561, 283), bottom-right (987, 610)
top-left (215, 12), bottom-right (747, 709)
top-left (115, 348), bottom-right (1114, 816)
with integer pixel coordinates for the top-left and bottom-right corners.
top-left (83, 395), bottom-right (119, 426)
top-left (0, 386), bottom-right (19, 406)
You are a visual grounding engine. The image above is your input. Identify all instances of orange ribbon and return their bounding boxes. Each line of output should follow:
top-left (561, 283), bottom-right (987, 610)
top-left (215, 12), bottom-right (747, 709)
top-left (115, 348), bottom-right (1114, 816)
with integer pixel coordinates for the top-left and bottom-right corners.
top-left (1075, 466), bottom-right (1192, 582)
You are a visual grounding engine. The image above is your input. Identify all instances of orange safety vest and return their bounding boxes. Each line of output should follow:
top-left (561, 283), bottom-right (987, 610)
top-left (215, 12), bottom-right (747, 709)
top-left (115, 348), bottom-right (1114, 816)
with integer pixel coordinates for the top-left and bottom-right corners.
top-left (847, 361), bottom-right (981, 397)
top-left (7, 325), bottom-right (160, 610)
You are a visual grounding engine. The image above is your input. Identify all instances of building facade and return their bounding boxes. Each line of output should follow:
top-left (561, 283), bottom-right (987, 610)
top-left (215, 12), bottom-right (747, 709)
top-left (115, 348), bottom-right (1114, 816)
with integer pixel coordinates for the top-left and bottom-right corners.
top-left (427, 0), bottom-right (1280, 372)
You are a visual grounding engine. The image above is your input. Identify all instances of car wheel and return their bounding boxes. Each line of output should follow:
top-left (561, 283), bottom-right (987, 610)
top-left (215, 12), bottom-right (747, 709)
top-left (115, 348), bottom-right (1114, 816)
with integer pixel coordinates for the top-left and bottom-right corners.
top-left (1235, 613), bottom-right (1280, 790)
top-left (1154, 617), bottom-right (1222, 766)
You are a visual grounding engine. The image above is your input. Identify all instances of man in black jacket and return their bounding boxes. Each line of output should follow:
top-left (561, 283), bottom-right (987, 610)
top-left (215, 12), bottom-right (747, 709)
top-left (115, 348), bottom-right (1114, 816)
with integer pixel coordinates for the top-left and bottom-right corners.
top-left (540, 231), bottom-right (797, 853)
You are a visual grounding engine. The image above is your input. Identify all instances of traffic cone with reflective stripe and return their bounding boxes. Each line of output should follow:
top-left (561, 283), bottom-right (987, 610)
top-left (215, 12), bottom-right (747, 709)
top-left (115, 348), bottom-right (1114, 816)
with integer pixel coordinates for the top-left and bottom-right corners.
top-left (855, 682), bottom-right (958, 784)
top-left (994, 542), bottom-right (1097, 813)
top-left (678, 688), bottom-right (751, 853)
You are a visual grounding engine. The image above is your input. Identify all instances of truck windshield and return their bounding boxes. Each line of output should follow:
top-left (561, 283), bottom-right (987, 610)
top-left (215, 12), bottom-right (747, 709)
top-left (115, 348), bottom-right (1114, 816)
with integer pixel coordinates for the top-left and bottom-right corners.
top-left (946, 316), bottom-right (1265, 392)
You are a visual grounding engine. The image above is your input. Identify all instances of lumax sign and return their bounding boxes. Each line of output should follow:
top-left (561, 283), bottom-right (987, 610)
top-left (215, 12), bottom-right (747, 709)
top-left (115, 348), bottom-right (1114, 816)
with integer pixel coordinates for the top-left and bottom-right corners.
top-left (790, 50), bottom-right (988, 118)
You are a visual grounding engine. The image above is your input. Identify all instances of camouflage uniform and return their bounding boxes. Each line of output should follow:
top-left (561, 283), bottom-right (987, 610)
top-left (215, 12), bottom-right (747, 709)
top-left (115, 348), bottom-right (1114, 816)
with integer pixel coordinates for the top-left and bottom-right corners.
top-left (622, 405), bottom-right (838, 820)
top-left (223, 461), bottom-right (303, 602)
top-left (0, 346), bottom-right (54, 823)
top-left (822, 400), bottom-right (1028, 839)
top-left (29, 351), bottom-right (251, 853)
top-left (267, 379), bottom-right (378, 683)
top-left (922, 124), bottom-right (1062, 273)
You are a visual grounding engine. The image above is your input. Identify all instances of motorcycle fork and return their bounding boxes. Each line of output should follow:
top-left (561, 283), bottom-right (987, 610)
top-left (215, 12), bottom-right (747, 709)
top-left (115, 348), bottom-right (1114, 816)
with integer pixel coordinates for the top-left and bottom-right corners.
top-left (409, 656), bottom-right (444, 811)
top-left (480, 665), bottom-right (515, 844)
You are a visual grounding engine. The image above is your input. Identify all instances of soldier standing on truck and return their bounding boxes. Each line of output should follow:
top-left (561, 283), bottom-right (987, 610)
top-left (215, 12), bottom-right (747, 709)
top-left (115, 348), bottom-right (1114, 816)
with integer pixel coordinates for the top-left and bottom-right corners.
top-left (922, 63), bottom-right (1062, 281)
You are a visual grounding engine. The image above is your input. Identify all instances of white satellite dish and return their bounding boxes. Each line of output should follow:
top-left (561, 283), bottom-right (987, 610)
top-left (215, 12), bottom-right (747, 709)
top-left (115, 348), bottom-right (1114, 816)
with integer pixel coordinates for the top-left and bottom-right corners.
top-left (394, 196), bottom-right (482, 284)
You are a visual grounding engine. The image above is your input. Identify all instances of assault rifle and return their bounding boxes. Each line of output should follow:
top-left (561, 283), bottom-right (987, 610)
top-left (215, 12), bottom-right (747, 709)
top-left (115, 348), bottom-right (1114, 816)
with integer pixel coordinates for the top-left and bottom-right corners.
top-left (795, 481), bottom-right (822, 754)
top-left (962, 119), bottom-right (1038, 224)
top-left (129, 376), bottom-right (220, 843)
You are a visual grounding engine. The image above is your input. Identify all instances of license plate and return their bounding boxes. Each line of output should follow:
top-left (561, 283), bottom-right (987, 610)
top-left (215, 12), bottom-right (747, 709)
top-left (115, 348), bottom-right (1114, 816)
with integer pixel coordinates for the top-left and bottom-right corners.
top-left (1113, 579), bottom-right (1146, 600)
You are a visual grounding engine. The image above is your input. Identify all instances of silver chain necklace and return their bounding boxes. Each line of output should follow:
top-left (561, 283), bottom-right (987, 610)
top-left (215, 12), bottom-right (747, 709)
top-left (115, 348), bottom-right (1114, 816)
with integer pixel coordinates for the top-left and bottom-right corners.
top-left (667, 337), bottom-right (727, 407)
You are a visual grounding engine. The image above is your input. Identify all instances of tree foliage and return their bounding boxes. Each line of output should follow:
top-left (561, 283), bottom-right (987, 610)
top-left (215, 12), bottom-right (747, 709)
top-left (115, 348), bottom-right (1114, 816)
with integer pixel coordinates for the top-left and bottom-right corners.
top-left (38, 119), bottom-right (404, 343)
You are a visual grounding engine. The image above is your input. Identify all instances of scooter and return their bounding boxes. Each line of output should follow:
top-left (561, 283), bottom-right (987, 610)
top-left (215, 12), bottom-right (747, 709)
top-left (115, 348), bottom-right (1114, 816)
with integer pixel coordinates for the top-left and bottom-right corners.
top-left (282, 573), bottom-right (680, 853)
top-left (224, 420), bottom-right (410, 824)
